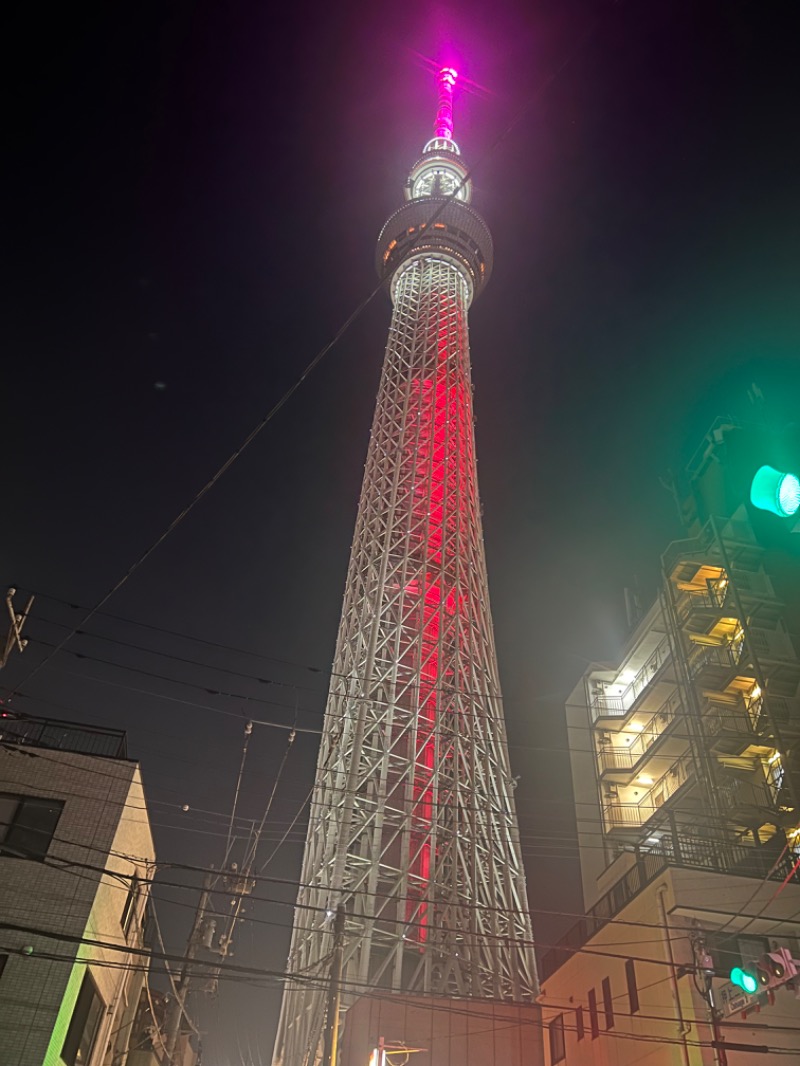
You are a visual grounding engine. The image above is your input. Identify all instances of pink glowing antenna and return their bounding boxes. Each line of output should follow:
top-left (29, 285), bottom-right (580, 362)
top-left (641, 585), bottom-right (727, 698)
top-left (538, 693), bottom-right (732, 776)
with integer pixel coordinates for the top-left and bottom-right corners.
top-left (433, 67), bottom-right (458, 140)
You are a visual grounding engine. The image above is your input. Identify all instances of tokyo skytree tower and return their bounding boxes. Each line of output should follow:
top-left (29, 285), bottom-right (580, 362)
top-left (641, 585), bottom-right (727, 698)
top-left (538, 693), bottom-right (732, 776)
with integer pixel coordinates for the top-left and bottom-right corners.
top-left (273, 68), bottom-right (537, 1066)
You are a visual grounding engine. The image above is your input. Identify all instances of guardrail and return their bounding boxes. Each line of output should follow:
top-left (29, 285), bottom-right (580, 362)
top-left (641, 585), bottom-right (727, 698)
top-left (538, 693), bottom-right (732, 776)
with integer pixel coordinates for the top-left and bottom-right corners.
top-left (0, 713), bottom-right (128, 759)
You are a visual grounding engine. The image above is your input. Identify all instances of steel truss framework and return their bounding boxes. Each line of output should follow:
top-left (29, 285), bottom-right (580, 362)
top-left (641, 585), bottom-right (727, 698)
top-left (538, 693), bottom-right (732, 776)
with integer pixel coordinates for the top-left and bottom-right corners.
top-left (274, 78), bottom-right (537, 1066)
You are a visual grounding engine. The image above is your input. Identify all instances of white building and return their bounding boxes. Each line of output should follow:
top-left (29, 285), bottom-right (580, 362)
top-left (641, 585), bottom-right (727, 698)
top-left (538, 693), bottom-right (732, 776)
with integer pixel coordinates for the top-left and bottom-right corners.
top-left (539, 420), bottom-right (800, 1065)
top-left (0, 714), bottom-right (155, 1066)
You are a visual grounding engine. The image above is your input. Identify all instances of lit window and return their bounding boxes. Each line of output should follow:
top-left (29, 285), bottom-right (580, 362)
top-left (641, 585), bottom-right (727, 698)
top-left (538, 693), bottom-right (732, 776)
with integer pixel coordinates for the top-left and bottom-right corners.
top-left (0, 793), bottom-right (64, 861)
top-left (62, 972), bottom-right (104, 1066)
top-left (549, 1014), bottom-right (565, 1064)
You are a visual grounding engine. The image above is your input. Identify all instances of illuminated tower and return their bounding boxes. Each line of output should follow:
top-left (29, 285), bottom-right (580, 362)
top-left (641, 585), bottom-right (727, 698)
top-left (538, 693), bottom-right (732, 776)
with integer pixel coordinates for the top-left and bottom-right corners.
top-left (274, 69), bottom-right (537, 1066)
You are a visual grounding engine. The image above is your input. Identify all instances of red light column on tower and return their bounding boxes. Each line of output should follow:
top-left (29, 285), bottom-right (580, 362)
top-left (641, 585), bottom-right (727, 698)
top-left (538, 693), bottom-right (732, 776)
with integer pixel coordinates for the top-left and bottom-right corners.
top-left (272, 68), bottom-right (538, 1066)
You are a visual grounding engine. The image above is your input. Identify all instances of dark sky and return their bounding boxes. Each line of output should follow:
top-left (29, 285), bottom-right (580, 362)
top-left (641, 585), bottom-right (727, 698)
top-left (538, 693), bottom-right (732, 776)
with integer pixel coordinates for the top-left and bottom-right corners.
top-left (5, 0), bottom-right (800, 1061)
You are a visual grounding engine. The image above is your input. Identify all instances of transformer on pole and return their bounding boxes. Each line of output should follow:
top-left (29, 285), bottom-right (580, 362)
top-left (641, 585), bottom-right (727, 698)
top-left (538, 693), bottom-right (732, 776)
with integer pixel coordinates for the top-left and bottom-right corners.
top-left (273, 68), bottom-right (538, 1066)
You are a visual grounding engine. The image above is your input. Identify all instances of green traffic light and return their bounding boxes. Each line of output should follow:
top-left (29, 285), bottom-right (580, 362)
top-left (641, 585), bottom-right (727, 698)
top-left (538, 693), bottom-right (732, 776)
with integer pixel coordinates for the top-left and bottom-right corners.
top-left (731, 966), bottom-right (758, 994)
top-left (750, 465), bottom-right (800, 518)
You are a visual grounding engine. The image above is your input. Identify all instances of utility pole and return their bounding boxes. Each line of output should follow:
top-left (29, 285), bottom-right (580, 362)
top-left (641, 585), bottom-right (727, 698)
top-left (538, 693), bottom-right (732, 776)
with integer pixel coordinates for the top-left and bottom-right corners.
top-left (321, 905), bottom-right (346, 1066)
top-left (0, 587), bottom-right (34, 669)
top-left (163, 870), bottom-right (214, 1062)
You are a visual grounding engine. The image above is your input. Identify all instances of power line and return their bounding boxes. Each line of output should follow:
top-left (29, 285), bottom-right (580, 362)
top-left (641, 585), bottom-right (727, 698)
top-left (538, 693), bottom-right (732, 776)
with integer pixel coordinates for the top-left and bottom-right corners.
top-left (7, 639), bottom-right (771, 765)
top-left (5, 827), bottom-right (783, 945)
top-left (2, 928), bottom-right (799, 1056)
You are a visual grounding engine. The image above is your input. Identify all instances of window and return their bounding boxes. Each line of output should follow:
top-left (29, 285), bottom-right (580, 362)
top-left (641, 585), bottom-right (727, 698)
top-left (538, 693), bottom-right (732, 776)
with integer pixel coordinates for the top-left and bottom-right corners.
top-left (588, 988), bottom-right (599, 1039)
top-left (626, 958), bottom-right (639, 1014)
top-left (62, 972), bottom-right (104, 1066)
top-left (121, 873), bottom-right (141, 937)
top-left (602, 976), bottom-right (615, 1029)
top-left (548, 1014), bottom-right (565, 1064)
top-left (0, 954), bottom-right (7, 979)
top-left (0, 793), bottom-right (63, 860)
top-left (575, 1005), bottom-right (584, 1041)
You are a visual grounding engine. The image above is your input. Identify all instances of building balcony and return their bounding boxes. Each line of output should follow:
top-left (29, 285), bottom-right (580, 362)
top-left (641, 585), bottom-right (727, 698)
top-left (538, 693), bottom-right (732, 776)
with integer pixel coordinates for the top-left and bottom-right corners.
top-left (602, 752), bottom-right (693, 831)
top-left (596, 689), bottom-right (683, 776)
top-left (590, 636), bottom-right (672, 721)
top-left (703, 692), bottom-right (757, 756)
top-left (750, 692), bottom-right (800, 736)
top-left (686, 639), bottom-right (743, 682)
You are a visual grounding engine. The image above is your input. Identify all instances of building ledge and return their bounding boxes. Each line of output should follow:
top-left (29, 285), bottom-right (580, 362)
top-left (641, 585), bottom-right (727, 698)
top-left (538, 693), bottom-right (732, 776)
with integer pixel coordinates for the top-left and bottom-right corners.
top-left (538, 830), bottom-right (798, 982)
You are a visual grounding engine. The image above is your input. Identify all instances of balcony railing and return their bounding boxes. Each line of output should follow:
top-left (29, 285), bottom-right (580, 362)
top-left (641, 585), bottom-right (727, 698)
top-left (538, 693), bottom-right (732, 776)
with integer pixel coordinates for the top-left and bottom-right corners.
top-left (703, 694), bottom-right (752, 740)
top-left (675, 584), bottom-right (728, 624)
top-left (750, 695), bottom-right (797, 731)
top-left (591, 637), bottom-right (672, 720)
top-left (603, 754), bottom-right (693, 829)
top-left (686, 641), bottom-right (742, 678)
top-left (597, 690), bottom-right (682, 774)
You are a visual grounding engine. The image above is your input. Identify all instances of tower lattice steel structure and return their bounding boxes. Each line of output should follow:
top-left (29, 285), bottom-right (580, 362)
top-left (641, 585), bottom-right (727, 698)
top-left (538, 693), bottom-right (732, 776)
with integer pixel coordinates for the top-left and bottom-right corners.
top-left (274, 69), bottom-right (537, 1066)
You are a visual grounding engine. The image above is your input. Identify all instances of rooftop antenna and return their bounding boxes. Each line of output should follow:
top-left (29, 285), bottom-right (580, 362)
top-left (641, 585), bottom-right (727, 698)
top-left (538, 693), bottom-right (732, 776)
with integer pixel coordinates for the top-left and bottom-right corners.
top-left (433, 67), bottom-right (458, 141)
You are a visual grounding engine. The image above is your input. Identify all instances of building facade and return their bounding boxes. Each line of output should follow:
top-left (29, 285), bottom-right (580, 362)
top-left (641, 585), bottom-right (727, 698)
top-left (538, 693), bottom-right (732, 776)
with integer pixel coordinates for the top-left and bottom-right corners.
top-left (0, 714), bottom-right (156, 1066)
top-left (273, 69), bottom-right (538, 1066)
top-left (540, 419), bottom-right (800, 1064)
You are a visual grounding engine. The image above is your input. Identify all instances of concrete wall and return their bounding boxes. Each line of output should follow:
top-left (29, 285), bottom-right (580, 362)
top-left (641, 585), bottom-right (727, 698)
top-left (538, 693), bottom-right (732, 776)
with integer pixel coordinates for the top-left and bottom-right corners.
top-left (0, 748), bottom-right (154, 1066)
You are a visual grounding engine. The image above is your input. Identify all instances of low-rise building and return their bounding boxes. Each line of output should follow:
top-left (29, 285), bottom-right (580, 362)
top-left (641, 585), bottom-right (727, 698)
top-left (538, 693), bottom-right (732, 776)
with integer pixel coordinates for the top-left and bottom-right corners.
top-left (0, 713), bottom-right (155, 1066)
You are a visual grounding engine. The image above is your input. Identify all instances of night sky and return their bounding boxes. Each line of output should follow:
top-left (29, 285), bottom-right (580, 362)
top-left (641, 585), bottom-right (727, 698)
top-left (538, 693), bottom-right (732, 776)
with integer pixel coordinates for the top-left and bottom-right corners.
top-left (5, 0), bottom-right (800, 1061)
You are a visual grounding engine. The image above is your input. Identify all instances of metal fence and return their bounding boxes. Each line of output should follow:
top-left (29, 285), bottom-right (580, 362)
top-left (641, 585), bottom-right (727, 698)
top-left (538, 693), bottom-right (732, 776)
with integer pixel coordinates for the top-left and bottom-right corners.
top-left (0, 714), bottom-right (128, 759)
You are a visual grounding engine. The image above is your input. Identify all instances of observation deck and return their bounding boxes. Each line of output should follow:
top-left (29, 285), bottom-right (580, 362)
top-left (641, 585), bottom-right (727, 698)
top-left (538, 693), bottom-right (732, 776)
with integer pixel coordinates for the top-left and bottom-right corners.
top-left (375, 197), bottom-right (493, 301)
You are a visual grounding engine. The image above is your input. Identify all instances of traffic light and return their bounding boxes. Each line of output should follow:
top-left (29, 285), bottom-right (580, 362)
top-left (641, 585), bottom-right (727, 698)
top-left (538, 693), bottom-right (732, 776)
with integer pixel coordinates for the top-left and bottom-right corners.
top-left (730, 966), bottom-right (758, 994)
top-left (750, 465), bottom-right (800, 519)
top-left (755, 948), bottom-right (798, 991)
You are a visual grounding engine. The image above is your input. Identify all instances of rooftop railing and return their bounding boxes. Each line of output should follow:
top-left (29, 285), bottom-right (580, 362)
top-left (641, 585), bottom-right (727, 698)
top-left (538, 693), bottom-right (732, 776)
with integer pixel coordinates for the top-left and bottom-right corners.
top-left (0, 713), bottom-right (128, 760)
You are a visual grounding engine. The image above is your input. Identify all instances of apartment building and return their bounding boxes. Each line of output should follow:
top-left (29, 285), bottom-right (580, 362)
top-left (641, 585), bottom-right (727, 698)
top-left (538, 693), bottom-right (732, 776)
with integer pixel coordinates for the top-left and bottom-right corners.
top-left (539, 419), bottom-right (800, 1064)
top-left (0, 712), bottom-right (156, 1066)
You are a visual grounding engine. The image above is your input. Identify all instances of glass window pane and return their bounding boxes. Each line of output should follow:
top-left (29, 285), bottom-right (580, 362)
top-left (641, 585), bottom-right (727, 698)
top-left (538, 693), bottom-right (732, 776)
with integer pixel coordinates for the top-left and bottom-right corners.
top-left (62, 973), bottom-right (104, 1066)
top-left (549, 1015), bottom-right (565, 1064)
top-left (626, 958), bottom-right (639, 1014)
top-left (0, 795), bottom-right (20, 842)
top-left (6, 796), bottom-right (63, 860)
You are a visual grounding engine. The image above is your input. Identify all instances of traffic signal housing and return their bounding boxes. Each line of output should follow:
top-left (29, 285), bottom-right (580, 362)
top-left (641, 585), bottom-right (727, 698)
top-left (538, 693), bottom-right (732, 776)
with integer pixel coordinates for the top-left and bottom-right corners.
top-left (750, 465), bottom-right (800, 519)
top-left (755, 949), bottom-right (798, 991)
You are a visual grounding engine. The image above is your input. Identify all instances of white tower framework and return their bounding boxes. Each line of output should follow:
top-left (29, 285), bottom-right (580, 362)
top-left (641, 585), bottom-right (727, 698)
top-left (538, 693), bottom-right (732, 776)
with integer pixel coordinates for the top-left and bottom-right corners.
top-left (274, 69), bottom-right (537, 1066)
